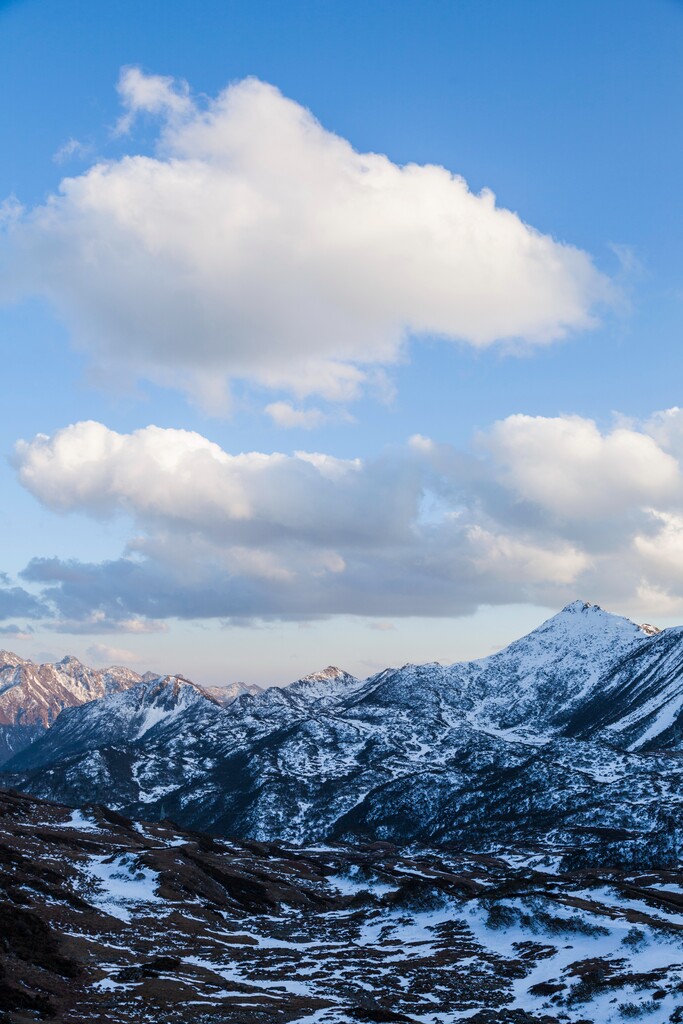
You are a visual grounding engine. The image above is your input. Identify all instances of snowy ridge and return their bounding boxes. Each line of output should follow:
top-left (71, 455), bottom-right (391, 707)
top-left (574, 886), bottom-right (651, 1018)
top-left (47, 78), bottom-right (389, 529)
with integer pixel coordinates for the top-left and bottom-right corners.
top-left (8, 675), bottom-right (225, 773)
top-left (5, 602), bottom-right (683, 858)
top-left (202, 680), bottom-right (264, 705)
top-left (0, 652), bottom-right (144, 728)
top-left (0, 650), bottom-right (146, 765)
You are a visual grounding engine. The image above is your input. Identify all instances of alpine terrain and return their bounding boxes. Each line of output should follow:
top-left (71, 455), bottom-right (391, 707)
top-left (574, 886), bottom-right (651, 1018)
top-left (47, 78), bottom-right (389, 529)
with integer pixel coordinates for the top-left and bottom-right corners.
top-left (3, 602), bottom-right (683, 1022)
top-left (2, 786), bottom-right (683, 1023)
top-left (1, 601), bottom-right (683, 865)
top-left (0, 651), bottom-right (148, 766)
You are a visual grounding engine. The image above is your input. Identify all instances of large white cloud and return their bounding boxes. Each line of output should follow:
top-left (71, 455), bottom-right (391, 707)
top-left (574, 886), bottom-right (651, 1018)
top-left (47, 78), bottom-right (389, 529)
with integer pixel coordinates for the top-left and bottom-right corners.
top-left (483, 414), bottom-right (682, 518)
top-left (14, 421), bottom-right (413, 548)
top-left (2, 69), bottom-right (610, 409)
top-left (13, 410), bottom-right (683, 629)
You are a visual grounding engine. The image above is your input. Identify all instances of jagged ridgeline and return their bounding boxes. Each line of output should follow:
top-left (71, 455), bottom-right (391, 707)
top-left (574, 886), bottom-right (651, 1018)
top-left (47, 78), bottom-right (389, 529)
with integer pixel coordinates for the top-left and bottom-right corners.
top-left (2, 601), bottom-right (683, 866)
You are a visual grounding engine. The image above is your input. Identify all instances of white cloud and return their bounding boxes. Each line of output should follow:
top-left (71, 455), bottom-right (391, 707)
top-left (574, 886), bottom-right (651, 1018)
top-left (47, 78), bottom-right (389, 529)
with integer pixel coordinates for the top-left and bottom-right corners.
top-left (115, 66), bottom-right (193, 133)
top-left (467, 525), bottom-right (590, 585)
top-left (15, 409), bottom-right (683, 628)
top-left (86, 642), bottom-right (141, 665)
top-left (265, 402), bottom-right (328, 429)
top-left (641, 407), bottom-right (683, 459)
top-left (409, 434), bottom-right (436, 453)
top-left (14, 421), bottom-right (378, 547)
top-left (634, 582), bottom-right (683, 618)
top-left (634, 511), bottom-right (683, 580)
top-left (483, 414), bottom-right (681, 518)
top-left (2, 70), bottom-right (611, 410)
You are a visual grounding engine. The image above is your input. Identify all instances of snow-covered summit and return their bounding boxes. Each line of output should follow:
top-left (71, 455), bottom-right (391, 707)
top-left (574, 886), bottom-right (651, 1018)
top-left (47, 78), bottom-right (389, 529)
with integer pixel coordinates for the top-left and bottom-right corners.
top-left (202, 680), bottom-right (264, 706)
top-left (302, 666), bottom-right (351, 682)
top-left (454, 599), bottom-right (650, 733)
top-left (286, 665), bottom-right (361, 705)
top-left (0, 651), bottom-right (143, 730)
top-left (56, 654), bottom-right (83, 667)
top-left (7, 601), bottom-right (683, 849)
top-left (0, 650), bottom-right (29, 669)
top-left (9, 674), bottom-right (225, 773)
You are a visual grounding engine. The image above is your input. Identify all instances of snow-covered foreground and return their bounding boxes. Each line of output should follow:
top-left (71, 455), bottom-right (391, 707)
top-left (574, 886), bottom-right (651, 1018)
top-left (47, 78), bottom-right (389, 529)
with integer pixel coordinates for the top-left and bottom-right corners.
top-left (3, 788), bottom-right (683, 1024)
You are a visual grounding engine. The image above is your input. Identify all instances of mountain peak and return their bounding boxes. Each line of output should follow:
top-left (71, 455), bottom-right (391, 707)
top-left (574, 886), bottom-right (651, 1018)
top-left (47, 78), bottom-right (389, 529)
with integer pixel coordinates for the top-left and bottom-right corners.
top-left (141, 674), bottom-right (203, 699)
top-left (560, 600), bottom-right (602, 614)
top-left (302, 666), bottom-right (351, 682)
top-left (555, 601), bottom-right (659, 638)
top-left (202, 680), bottom-right (263, 706)
top-left (0, 650), bottom-right (28, 668)
top-left (56, 655), bottom-right (84, 668)
top-left (547, 600), bottom-right (643, 635)
top-left (518, 601), bottom-right (644, 655)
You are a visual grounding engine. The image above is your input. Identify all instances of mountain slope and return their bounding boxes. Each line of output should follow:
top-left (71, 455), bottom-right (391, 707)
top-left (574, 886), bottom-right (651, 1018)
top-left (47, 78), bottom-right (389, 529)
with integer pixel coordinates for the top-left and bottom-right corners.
top-left (4, 787), bottom-right (683, 1024)
top-left (5, 603), bottom-right (683, 861)
top-left (2, 666), bottom-right (364, 822)
top-left (0, 652), bottom-right (145, 765)
top-left (564, 624), bottom-right (683, 751)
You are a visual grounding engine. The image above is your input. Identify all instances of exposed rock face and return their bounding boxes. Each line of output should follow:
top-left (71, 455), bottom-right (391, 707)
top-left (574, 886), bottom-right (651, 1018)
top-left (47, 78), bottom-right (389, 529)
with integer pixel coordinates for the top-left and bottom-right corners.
top-left (5, 602), bottom-right (683, 863)
top-left (0, 787), bottom-right (683, 1023)
top-left (0, 652), bottom-right (144, 765)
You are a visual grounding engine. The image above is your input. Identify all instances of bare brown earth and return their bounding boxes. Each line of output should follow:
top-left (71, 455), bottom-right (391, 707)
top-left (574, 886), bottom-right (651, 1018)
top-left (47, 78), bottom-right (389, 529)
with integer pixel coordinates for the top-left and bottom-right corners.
top-left (1, 789), bottom-right (683, 1023)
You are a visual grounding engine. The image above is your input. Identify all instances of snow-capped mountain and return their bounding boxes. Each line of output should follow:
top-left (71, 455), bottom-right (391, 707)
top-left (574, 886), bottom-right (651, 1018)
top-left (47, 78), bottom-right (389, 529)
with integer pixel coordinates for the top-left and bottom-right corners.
top-left (5, 602), bottom-right (683, 864)
top-left (0, 650), bottom-right (268, 765)
top-left (0, 651), bottom-right (145, 765)
top-left (10, 675), bottom-right (225, 771)
top-left (202, 679), bottom-right (264, 705)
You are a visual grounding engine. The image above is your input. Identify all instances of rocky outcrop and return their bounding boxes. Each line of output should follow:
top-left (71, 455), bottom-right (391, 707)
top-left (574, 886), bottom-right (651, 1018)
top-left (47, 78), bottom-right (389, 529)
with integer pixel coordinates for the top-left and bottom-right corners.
top-left (0, 652), bottom-right (145, 765)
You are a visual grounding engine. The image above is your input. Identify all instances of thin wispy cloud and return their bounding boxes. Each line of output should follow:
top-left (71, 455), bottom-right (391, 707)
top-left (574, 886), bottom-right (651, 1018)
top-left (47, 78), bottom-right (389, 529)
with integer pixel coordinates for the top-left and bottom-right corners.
top-left (264, 402), bottom-right (329, 429)
top-left (52, 137), bottom-right (92, 165)
top-left (85, 642), bottom-right (143, 665)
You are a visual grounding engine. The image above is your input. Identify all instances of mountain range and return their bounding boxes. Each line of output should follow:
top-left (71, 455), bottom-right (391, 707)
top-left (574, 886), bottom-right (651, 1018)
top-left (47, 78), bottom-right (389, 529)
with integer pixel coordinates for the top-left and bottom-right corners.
top-left (2, 601), bottom-right (683, 867)
top-left (0, 651), bottom-right (148, 765)
top-left (0, 650), bottom-right (263, 766)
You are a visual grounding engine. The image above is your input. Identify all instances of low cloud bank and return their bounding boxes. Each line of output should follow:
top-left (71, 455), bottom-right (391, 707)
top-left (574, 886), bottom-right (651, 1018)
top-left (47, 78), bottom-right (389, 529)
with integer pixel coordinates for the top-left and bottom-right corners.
top-left (9, 409), bottom-right (683, 630)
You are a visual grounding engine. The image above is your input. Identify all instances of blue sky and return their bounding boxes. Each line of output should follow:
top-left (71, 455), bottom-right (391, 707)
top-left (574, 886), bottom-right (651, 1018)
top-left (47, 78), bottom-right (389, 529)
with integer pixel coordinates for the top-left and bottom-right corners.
top-left (0, 0), bottom-right (682, 684)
